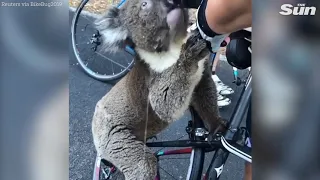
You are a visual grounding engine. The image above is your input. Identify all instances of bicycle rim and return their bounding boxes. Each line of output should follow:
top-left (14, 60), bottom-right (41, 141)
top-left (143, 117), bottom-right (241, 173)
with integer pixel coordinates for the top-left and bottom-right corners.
top-left (186, 107), bottom-right (206, 180)
top-left (186, 148), bottom-right (205, 180)
top-left (71, 0), bottom-right (134, 81)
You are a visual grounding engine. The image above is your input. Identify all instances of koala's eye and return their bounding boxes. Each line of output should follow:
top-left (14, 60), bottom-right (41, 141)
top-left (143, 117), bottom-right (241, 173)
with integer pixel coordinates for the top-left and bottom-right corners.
top-left (141, 2), bottom-right (148, 8)
top-left (141, 1), bottom-right (152, 10)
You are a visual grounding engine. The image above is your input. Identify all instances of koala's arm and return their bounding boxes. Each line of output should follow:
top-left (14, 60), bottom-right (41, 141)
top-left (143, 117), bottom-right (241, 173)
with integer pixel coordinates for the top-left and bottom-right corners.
top-left (148, 64), bottom-right (194, 121)
top-left (190, 64), bottom-right (228, 133)
top-left (148, 33), bottom-right (209, 121)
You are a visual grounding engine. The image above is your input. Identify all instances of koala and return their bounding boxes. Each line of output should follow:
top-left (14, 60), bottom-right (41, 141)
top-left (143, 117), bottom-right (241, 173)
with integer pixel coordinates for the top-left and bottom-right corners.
top-left (92, 0), bottom-right (227, 179)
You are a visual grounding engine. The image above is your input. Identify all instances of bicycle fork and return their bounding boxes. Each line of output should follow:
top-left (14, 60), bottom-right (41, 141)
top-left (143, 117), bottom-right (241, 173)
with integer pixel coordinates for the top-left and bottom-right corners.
top-left (204, 134), bottom-right (252, 179)
top-left (204, 149), bottom-right (229, 180)
top-left (204, 73), bottom-right (252, 179)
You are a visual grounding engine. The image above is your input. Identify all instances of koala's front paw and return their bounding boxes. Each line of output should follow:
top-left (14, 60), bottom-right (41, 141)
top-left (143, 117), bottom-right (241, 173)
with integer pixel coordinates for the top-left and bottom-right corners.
top-left (183, 32), bottom-right (210, 61)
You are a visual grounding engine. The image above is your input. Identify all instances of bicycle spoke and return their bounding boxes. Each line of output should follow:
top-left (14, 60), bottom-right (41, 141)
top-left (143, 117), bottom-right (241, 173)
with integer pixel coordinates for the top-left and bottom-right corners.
top-left (159, 166), bottom-right (179, 180)
top-left (76, 43), bottom-right (96, 64)
top-left (75, 34), bottom-right (95, 38)
top-left (75, 41), bottom-right (91, 46)
top-left (95, 52), bottom-right (127, 69)
top-left (120, 52), bottom-right (130, 64)
top-left (75, 35), bottom-right (91, 46)
top-left (91, 54), bottom-right (99, 72)
top-left (75, 46), bottom-right (89, 56)
top-left (111, 59), bottom-right (115, 75)
top-left (84, 53), bottom-right (96, 66)
top-left (76, 24), bottom-right (95, 29)
top-left (82, 15), bottom-right (94, 24)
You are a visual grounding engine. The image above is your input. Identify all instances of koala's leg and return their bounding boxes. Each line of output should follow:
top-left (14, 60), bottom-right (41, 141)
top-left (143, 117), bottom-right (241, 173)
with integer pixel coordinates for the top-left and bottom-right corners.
top-left (97, 129), bottom-right (157, 180)
top-left (191, 64), bottom-right (228, 133)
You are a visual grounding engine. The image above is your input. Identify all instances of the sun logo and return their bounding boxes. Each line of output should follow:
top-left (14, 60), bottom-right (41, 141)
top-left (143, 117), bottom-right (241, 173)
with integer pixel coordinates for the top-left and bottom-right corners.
top-left (279, 4), bottom-right (316, 16)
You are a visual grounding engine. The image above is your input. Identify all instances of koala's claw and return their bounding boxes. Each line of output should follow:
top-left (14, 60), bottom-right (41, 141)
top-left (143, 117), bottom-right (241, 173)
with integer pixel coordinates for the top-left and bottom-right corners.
top-left (219, 118), bottom-right (229, 129)
top-left (190, 39), bottom-right (208, 57)
top-left (186, 32), bottom-right (202, 46)
top-left (184, 33), bottom-right (209, 60)
top-left (216, 118), bottom-right (229, 134)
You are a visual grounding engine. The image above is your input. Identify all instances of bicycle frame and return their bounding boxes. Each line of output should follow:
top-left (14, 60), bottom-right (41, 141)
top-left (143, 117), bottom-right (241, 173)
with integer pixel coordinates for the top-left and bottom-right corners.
top-left (146, 70), bottom-right (252, 180)
top-left (93, 70), bottom-right (251, 180)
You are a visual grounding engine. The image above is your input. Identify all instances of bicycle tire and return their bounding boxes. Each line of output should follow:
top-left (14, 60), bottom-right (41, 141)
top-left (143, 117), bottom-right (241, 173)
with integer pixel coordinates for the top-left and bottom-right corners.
top-left (187, 148), bottom-right (205, 180)
top-left (71, 0), bottom-right (134, 81)
top-left (186, 107), bottom-right (206, 180)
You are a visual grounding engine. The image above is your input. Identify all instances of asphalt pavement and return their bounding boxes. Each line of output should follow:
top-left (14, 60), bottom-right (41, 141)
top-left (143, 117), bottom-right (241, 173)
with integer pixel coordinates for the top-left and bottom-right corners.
top-left (69, 10), bottom-right (247, 180)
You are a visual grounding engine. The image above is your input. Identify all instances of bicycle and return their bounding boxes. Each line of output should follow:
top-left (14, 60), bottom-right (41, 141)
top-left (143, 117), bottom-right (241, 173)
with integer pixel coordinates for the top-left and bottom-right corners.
top-left (71, 0), bottom-right (135, 81)
top-left (92, 35), bottom-right (252, 180)
top-left (93, 66), bottom-right (251, 179)
top-left (73, 0), bottom-right (252, 178)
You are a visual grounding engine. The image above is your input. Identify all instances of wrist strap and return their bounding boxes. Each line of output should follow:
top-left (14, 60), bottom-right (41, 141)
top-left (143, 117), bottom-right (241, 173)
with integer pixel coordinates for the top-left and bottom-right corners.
top-left (196, 0), bottom-right (229, 52)
top-left (197, 0), bottom-right (220, 37)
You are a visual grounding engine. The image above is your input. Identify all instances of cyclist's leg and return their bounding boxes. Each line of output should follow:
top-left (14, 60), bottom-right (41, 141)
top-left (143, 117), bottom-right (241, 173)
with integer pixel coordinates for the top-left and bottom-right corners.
top-left (245, 161), bottom-right (252, 180)
top-left (209, 49), bottom-right (233, 107)
top-left (211, 44), bottom-right (234, 97)
top-left (211, 50), bottom-right (219, 73)
top-left (244, 101), bottom-right (252, 180)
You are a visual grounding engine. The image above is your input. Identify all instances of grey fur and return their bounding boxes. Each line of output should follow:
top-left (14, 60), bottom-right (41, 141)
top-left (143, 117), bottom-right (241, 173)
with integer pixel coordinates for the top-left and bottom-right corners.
top-left (92, 1), bottom-right (226, 179)
top-left (95, 7), bottom-right (129, 53)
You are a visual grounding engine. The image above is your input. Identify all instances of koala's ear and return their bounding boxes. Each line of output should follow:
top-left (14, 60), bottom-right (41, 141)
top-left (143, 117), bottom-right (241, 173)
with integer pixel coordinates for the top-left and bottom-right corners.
top-left (95, 7), bottom-right (129, 53)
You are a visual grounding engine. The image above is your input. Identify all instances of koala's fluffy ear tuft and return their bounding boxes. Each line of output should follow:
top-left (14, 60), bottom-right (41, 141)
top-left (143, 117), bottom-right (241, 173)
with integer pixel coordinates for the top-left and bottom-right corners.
top-left (95, 7), bottom-right (129, 53)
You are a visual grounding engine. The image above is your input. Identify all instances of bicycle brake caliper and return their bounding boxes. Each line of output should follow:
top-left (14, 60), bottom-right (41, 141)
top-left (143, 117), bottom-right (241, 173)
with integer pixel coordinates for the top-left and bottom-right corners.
top-left (195, 128), bottom-right (209, 137)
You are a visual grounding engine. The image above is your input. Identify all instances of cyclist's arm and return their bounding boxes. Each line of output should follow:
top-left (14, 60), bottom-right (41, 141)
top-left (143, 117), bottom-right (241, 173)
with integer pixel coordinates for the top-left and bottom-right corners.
top-left (183, 0), bottom-right (251, 34)
top-left (204, 0), bottom-right (251, 34)
top-left (183, 0), bottom-right (252, 52)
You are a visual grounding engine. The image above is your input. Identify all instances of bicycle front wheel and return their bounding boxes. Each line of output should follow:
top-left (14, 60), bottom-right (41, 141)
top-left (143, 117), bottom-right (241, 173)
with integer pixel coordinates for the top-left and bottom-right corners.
top-left (71, 0), bottom-right (134, 81)
top-left (186, 148), bottom-right (205, 180)
top-left (185, 107), bottom-right (206, 180)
